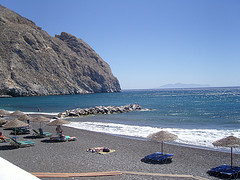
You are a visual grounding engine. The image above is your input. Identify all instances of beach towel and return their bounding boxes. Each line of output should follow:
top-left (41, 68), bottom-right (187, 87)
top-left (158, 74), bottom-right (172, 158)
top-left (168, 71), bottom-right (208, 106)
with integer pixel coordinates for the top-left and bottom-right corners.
top-left (98, 149), bottom-right (115, 154)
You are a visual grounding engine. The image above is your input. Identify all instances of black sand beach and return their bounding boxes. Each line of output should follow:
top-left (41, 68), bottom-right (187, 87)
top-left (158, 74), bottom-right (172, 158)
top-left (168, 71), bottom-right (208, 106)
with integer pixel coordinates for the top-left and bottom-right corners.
top-left (0, 117), bottom-right (240, 180)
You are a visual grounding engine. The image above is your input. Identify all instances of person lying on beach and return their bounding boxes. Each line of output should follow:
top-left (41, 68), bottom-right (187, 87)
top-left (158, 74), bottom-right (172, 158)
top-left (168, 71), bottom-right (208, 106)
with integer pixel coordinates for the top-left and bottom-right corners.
top-left (55, 125), bottom-right (66, 137)
top-left (50, 135), bottom-right (76, 141)
top-left (59, 132), bottom-right (65, 138)
top-left (0, 132), bottom-right (8, 142)
top-left (87, 147), bottom-right (110, 153)
top-left (50, 128), bottom-right (76, 141)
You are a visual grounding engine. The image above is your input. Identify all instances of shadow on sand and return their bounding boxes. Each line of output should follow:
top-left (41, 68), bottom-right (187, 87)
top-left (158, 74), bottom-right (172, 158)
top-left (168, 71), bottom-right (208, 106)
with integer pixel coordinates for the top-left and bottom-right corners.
top-left (40, 139), bottom-right (64, 143)
top-left (23, 135), bottom-right (43, 139)
top-left (141, 158), bottom-right (172, 164)
top-left (0, 144), bottom-right (17, 150)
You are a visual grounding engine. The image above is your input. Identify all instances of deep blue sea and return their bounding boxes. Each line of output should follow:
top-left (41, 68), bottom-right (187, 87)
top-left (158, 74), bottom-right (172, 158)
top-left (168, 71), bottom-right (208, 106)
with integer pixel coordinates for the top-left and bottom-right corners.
top-left (1, 87), bottom-right (240, 150)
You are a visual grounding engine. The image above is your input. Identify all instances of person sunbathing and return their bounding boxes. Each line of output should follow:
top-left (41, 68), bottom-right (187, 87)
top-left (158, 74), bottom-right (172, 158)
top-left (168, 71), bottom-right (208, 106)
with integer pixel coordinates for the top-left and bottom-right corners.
top-left (59, 132), bottom-right (65, 139)
top-left (87, 147), bottom-right (110, 153)
top-left (0, 132), bottom-right (8, 142)
top-left (50, 130), bottom-right (76, 141)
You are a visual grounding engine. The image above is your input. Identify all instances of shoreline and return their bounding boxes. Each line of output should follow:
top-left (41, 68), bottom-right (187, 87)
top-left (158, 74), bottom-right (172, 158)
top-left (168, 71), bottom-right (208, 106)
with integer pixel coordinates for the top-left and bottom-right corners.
top-left (96, 132), bottom-right (239, 155)
top-left (3, 111), bottom-right (239, 154)
top-left (1, 116), bottom-right (240, 179)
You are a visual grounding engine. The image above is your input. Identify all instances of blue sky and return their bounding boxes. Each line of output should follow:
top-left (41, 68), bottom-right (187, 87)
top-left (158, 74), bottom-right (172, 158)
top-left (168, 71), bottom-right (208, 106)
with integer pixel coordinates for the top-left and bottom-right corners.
top-left (1, 0), bottom-right (240, 89)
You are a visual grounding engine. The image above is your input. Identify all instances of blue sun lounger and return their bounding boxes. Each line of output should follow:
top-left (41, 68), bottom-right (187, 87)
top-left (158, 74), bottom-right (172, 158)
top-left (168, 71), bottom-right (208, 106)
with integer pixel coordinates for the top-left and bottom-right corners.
top-left (33, 129), bottom-right (52, 138)
top-left (143, 152), bottom-right (173, 164)
top-left (150, 154), bottom-right (174, 163)
top-left (220, 166), bottom-right (240, 179)
top-left (144, 152), bottom-right (163, 160)
top-left (207, 164), bottom-right (232, 177)
top-left (9, 138), bottom-right (35, 148)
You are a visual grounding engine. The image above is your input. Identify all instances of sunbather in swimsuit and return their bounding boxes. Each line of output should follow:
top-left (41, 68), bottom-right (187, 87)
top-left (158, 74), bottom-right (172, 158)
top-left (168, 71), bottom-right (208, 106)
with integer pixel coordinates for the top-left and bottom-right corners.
top-left (87, 147), bottom-right (110, 153)
top-left (0, 132), bottom-right (7, 142)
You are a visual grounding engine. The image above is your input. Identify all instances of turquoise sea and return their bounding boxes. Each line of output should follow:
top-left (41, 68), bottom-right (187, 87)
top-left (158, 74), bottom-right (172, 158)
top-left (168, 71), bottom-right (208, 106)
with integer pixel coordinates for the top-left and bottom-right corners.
top-left (1, 87), bottom-right (240, 151)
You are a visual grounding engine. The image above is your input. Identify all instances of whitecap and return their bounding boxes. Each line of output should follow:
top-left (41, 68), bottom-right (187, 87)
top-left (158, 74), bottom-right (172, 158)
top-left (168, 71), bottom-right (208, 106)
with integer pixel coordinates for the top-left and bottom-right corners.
top-left (66, 121), bottom-right (240, 152)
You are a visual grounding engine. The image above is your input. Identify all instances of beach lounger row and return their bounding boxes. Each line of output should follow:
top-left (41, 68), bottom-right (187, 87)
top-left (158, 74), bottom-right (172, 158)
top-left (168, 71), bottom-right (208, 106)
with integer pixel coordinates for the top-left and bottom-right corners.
top-left (33, 129), bottom-right (52, 138)
top-left (144, 152), bottom-right (163, 159)
top-left (143, 152), bottom-right (173, 164)
top-left (10, 127), bottom-right (30, 135)
top-left (9, 137), bottom-right (35, 148)
top-left (207, 165), bottom-right (240, 179)
top-left (50, 135), bottom-right (76, 142)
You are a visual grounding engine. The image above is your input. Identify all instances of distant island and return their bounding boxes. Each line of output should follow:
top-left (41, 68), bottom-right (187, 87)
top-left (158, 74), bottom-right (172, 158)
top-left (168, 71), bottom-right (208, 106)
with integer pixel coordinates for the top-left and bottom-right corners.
top-left (157, 83), bottom-right (210, 89)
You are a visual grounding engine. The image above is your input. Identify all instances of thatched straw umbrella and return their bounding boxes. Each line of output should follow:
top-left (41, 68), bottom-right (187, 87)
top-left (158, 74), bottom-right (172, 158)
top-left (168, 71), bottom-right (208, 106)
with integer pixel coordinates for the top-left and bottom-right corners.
top-left (48, 119), bottom-right (70, 135)
top-left (18, 114), bottom-right (33, 122)
top-left (31, 116), bottom-right (51, 128)
top-left (0, 109), bottom-right (10, 116)
top-left (3, 119), bottom-right (28, 128)
top-left (213, 136), bottom-right (240, 167)
top-left (47, 119), bottom-right (70, 126)
top-left (10, 110), bottom-right (25, 116)
top-left (3, 119), bottom-right (29, 137)
top-left (147, 131), bottom-right (178, 154)
top-left (0, 118), bottom-right (8, 127)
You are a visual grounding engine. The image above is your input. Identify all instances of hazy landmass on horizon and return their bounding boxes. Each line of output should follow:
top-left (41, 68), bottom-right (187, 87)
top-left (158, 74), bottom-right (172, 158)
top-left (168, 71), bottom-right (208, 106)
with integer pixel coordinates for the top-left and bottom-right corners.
top-left (157, 83), bottom-right (210, 89)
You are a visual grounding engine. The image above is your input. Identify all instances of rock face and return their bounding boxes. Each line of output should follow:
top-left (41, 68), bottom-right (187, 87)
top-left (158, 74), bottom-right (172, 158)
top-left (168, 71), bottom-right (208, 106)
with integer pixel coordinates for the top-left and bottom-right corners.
top-left (58, 104), bottom-right (143, 118)
top-left (0, 5), bottom-right (121, 96)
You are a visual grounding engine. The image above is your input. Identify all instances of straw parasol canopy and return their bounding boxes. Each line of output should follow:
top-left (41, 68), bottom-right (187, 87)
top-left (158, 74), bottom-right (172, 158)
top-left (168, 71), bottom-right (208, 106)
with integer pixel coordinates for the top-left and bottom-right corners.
top-left (31, 116), bottom-right (51, 128)
top-left (47, 119), bottom-right (70, 126)
top-left (213, 136), bottom-right (240, 148)
top-left (3, 119), bottom-right (29, 137)
top-left (147, 131), bottom-right (178, 154)
top-left (0, 109), bottom-right (10, 115)
top-left (10, 110), bottom-right (25, 116)
top-left (18, 114), bottom-right (33, 121)
top-left (31, 116), bottom-right (50, 123)
top-left (0, 118), bottom-right (8, 127)
top-left (213, 136), bottom-right (240, 167)
top-left (3, 119), bottom-right (29, 128)
top-left (148, 130), bottom-right (178, 142)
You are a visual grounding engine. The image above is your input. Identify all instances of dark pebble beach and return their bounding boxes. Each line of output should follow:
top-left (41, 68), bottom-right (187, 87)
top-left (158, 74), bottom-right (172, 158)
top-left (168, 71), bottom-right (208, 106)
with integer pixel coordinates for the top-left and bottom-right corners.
top-left (0, 116), bottom-right (239, 180)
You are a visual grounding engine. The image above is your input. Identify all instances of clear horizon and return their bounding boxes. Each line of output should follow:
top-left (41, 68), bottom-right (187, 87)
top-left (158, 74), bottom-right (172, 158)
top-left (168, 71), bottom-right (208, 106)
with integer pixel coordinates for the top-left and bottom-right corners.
top-left (1, 0), bottom-right (240, 89)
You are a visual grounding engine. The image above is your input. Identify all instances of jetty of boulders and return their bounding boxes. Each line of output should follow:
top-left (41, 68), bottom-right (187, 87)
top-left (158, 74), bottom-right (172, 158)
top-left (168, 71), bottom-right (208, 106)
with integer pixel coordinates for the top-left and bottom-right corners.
top-left (57, 104), bottom-right (144, 118)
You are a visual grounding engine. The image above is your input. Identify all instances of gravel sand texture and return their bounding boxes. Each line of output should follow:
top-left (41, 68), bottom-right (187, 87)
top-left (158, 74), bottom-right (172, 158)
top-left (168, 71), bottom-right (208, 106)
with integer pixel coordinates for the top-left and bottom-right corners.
top-left (0, 119), bottom-right (240, 180)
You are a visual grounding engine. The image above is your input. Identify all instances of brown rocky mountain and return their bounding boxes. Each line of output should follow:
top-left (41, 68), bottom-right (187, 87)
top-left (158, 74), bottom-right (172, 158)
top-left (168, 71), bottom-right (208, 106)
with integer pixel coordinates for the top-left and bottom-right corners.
top-left (0, 5), bottom-right (121, 97)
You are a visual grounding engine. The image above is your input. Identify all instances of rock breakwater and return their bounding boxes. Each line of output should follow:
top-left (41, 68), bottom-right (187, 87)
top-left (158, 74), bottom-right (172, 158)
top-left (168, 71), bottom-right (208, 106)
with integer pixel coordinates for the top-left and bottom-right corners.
top-left (58, 104), bottom-right (144, 118)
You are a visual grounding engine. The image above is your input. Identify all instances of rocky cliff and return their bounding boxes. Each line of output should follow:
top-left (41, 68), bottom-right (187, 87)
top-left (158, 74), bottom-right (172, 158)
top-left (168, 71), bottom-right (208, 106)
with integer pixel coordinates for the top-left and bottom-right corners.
top-left (0, 5), bottom-right (121, 96)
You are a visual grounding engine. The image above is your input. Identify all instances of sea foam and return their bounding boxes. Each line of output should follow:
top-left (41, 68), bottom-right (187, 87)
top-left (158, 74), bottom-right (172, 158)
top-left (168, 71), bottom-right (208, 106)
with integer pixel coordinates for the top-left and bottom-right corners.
top-left (66, 121), bottom-right (240, 152)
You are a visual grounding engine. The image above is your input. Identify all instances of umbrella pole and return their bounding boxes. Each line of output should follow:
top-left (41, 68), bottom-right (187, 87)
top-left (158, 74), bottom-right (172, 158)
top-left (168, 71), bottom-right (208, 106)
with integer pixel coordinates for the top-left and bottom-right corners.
top-left (161, 141), bottom-right (164, 154)
top-left (231, 147), bottom-right (233, 168)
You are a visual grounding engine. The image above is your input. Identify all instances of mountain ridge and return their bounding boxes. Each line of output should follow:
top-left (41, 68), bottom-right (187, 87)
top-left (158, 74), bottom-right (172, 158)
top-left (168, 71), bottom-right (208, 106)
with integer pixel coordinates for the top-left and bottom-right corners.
top-left (0, 5), bottom-right (121, 96)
